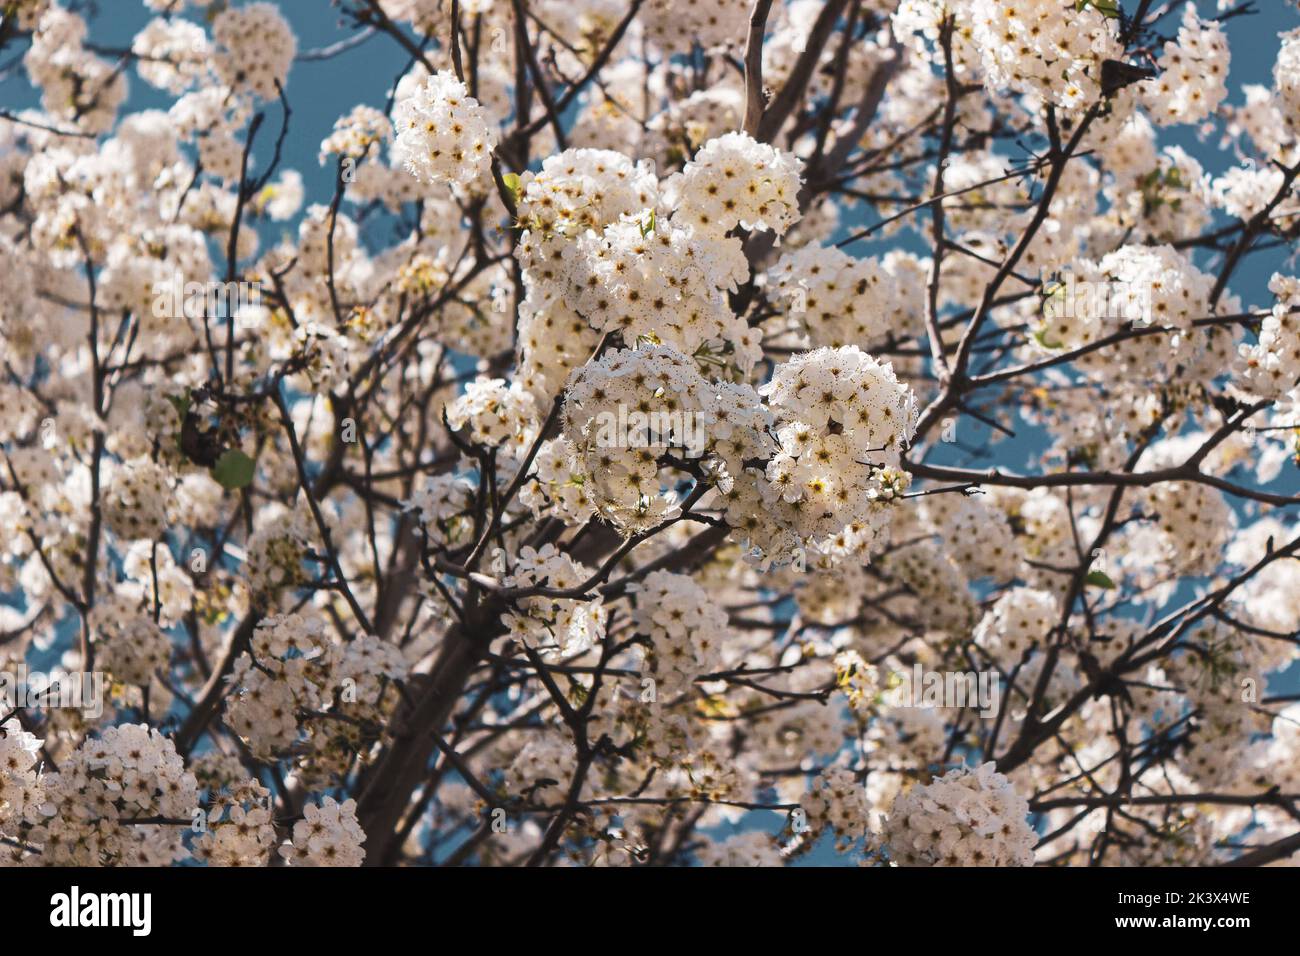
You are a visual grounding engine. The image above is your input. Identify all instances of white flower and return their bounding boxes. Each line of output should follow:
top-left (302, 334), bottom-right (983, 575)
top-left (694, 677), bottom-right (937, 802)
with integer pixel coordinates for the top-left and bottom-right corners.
top-left (1276, 28), bottom-right (1300, 137)
top-left (666, 131), bottom-right (804, 237)
top-left (1138, 6), bottom-right (1230, 126)
top-left (280, 796), bottom-right (367, 866)
top-left (969, 0), bottom-right (1123, 110)
top-left (392, 71), bottom-right (498, 188)
top-left (882, 763), bottom-right (1035, 866)
top-left (212, 2), bottom-right (297, 101)
top-left (629, 571), bottom-right (730, 694)
top-left (973, 587), bottom-right (1057, 668)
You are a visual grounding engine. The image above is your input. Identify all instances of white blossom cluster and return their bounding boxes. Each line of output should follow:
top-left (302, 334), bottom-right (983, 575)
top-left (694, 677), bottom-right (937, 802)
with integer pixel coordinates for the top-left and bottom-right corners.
top-left (629, 570), bottom-right (729, 694)
top-left (446, 377), bottom-right (540, 460)
top-left (732, 346), bottom-right (918, 560)
top-left (23, 6), bottom-right (126, 134)
top-left (881, 763), bottom-right (1035, 866)
top-left (0, 719), bottom-right (44, 850)
top-left (132, 17), bottom-right (211, 94)
top-left (919, 492), bottom-right (1020, 583)
top-left (515, 148), bottom-right (659, 247)
top-left (769, 245), bottom-right (899, 349)
top-left (695, 830), bottom-right (784, 867)
top-left (280, 796), bottom-right (366, 866)
top-left (1237, 273), bottom-right (1300, 398)
top-left (501, 544), bottom-right (607, 657)
top-left (1278, 28), bottom-right (1300, 136)
top-left (96, 614), bottom-right (172, 688)
top-left (393, 71), bottom-right (498, 189)
top-left (562, 345), bottom-right (772, 533)
top-left (973, 587), bottom-right (1057, 668)
top-left (245, 503), bottom-right (317, 601)
top-left (641, 0), bottom-right (750, 55)
top-left (32, 725), bottom-right (199, 866)
top-left (320, 105), bottom-right (393, 163)
top-left (804, 766), bottom-right (871, 852)
top-left (226, 613), bottom-right (333, 759)
top-left (103, 457), bottom-right (173, 542)
top-left (664, 132), bottom-right (804, 237)
top-left (193, 779), bottom-right (279, 867)
top-left (880, 541), bottom-right (980, 635)
top-left (406, 473), bottom-right (478, 548)
top-left (1037, 245), bottom-right (1217, 382)
top-left (211, 2), bottom-right (297, 101)
top-left (566, 219), bottom-right (756, 364)
top-left (225, 613), bottom-right (407, 775)
top-left (969, 0), bottom-right (1123, 110)
top-left (1138, 6), bottom-right (1230, 126)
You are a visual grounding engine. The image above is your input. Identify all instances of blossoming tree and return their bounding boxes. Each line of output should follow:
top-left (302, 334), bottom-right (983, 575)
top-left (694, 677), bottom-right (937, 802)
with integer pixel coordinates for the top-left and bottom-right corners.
top-left (2, 0), bottom-right (1300, 868)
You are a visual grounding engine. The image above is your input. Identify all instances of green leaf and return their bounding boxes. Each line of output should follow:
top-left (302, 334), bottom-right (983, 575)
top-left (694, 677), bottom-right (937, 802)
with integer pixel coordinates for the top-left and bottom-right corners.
top-left (1032, 327), bottom-right (1065, 350)
top-left (166, 393), bottom-right (190, 423)
top-left (1086, 570), bottom-right (1116, 589)
top-left (211, 449), bottom-right (255, 490)
top-left (1076, 0), bottom-right (1121, 17)
top-left (501, 172), bottom-right (521, 200)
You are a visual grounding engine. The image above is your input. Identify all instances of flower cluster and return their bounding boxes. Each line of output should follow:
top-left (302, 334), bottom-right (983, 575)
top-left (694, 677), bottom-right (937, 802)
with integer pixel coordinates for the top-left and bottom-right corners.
top-left (320, 105), bottom-right (393, 162)
top-left (280, 796), bottom-right (366, 866)
top-left (1037, 245), bottom-right (1216, 376)
top-left (406, 473), bottom-right (478, 548)
top-left (737, 346), bottom-right (917, 559)
top-left (516, 148), bottom-right (659, 245)
top-left (1138, 6), bottom-right (1230, 126)
top-left (212, 2), bottom-right (297, 101)
top-left (919, 491), bottom-right (1020, 584)
top-left (23, 7), bottom-right (126, 133)
top-left (566, 218), bottom-right (757, 364)
top-left (629, 571), bottom-right (729, 695)
top-left (973, 587), bottom-right (1057, 668)
top-left (393, 71), bottom-right (498, 189)
top-left (760, 346), bottom-right (917, 466)
top-left (641, 0), bottom-right (750, 55)
top-left (97, 614), bottom-right (172, 687)
top-left (562, 345), bottom-right (772, 533)
top-left (521, 437), bottom-right (598, 524)
top-left (33, 725), bottom-right (198, 866)
top-left (768, 245), bottom-right (899, 349)
top-left (803, 766), bottom-right (871, 851)
top-left (193, 779), bottom-right (279, 867)
top-left (969, 0), bottom-right (1123, 110)
top-left (445, 377), bottom-right (540, 459)
top-left (696, 831), bottom-right (783, 867)
top-left (665, 132), bottom-right (804, 237)
top-left (1237, 273), bottom-right (1300, 399)
top-left (226, 613), bottom-right (333, 759)
top-left (501, 544), bottom-right (607, 657)
top-left (1277, 28), bottom-right (1300, 136)
top-left (880, 541), bottom-right (980, 635)
top-left (881, 763), bottom-right (1035, 866)
top-left (132, 17), bottom-right (210, 94)
top-left (245, 503), bottom-right (317, 602)
top-left (0, 719), bottom-right (43, 842)
top-left (103, 457), bottom-right (173, 542)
